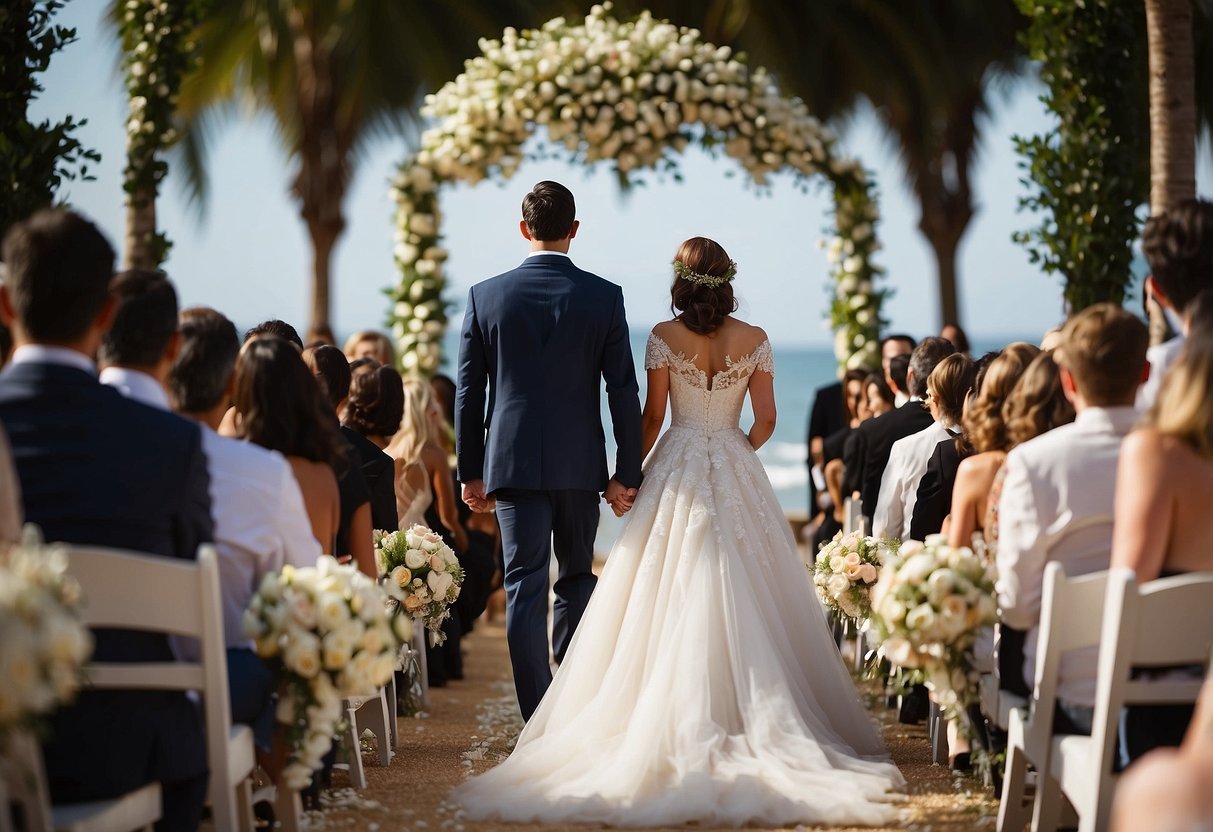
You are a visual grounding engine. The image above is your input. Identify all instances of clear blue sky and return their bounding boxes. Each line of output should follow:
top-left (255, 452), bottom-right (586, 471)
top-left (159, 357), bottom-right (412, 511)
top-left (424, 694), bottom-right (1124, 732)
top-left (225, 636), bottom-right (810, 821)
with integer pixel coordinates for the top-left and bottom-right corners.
top-left (29, 0), bottom-right (1212, 347)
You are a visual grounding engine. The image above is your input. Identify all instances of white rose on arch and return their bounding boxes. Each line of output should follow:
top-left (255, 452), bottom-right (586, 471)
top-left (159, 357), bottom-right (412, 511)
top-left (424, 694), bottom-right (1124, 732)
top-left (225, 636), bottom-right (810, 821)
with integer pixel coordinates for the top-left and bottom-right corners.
top-left (390, 3), bottom-right (884, 375)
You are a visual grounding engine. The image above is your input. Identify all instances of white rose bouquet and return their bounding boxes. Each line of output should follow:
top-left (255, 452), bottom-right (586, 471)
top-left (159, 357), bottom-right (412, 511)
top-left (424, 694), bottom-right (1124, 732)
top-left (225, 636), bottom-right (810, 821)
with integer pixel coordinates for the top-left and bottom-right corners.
top-left (375, 525), bottom-right (464, 646)
top-left (812, 531), bottom-right (895, 623)
top-left (0, 530), bottom-right (93, 736)
top-left (869, 534), bottom-right (998, 720)
top-left (243, 556), bottom-right (403, 789)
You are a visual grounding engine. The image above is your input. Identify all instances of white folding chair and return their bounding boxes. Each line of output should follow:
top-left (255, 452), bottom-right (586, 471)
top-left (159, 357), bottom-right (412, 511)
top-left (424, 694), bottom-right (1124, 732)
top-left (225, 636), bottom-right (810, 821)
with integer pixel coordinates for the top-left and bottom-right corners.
top-left (0, 729), bottom-right (160, 832)
top-left (997, 563), bottom-right (1109, 832)
top-left (66, 545), bottom-right (256, 832)
top-left (337, 686), bottom-right (394, 790)
top-left (843, 497), bottom-right (862, 536)
top-left (1042, 568), bottom-right (1213, 832)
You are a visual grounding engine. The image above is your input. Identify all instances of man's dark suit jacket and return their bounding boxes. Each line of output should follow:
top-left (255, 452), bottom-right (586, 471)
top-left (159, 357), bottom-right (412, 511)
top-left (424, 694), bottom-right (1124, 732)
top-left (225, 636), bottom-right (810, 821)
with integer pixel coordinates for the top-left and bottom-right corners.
top-left (342, 426), bottom-right (398, 532)
top-left (455, 253), bottom-right (643, 493)
top-left (909, 434), bottom-right (967, 540)
top-left (806, 381), bottom-right (844, 509)
top-left (843, 399), bottom-right (933, 521)
top-left (0, 360), bottom-right (213, 803)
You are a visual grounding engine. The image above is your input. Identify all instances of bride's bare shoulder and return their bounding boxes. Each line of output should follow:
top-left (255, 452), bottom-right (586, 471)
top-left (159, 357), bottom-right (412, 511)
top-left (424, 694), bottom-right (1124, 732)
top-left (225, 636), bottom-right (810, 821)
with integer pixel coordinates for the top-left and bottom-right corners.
top-left (725, 318), bottom-right (769, 352)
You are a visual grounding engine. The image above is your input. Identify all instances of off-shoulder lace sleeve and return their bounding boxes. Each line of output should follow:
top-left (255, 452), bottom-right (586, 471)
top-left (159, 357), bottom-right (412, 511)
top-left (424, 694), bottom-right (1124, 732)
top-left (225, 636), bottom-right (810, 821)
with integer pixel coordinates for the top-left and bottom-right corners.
top-left (645, 332), bottom-right (671, 370)
top-left (753, 339), bottom-right (775, 377)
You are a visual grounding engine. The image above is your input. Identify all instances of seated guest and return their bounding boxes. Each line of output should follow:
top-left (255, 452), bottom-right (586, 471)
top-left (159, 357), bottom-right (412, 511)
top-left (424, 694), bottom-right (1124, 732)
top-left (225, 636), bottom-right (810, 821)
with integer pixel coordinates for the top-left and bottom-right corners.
top-left (0, 424), bottom-right (21, 545)
top-left (881, 334), bottom-right (916, 407)
top-left (0, 210), bottom-right (211, 830)
top-left (997, 303), bottom-right (1148, 738)
top-left (909, 351), bottom-right (998, 541)
top-left (233, 337), bottom-right (348, 560)
top-left (305, 346), bottom-right (397, 535)
top-left (846, 338), bottom-right (954, 526)
top-left (1112, 679), bottom-right (1213, 832)
top-left (246, 319), bottom-right (304, 350)
top-left (340, 356), bottom-right (405, 533)
top-left (943, 343), bottom-right (1041, 549)
top-left (940, 323), bottom-right (970, 356)
top-left (873, 352), bottom-right (974, 540)
top-left (170, 307), bottom-right (323, 773)
top-left (1110, 325), bottom-right (1213, 762)
top-left (1137, 199), bottom-right (1213, 408)
top-left (343, 328), bottom-right (395, 367)
top-left (864, 371), bottom-right (895, 418)
top-left (815, 368), bottom-right (869, 541)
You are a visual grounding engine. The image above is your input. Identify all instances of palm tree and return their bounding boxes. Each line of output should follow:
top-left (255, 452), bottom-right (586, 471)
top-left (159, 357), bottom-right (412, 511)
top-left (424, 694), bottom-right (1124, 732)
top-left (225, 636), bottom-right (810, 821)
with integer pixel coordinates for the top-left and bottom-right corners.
top-left (167, 0), bottom-right (556, 332)
top-left (729, 1), bottom-right (1025, 330)
top-left (1146, 0), bottom-right (1198, 215)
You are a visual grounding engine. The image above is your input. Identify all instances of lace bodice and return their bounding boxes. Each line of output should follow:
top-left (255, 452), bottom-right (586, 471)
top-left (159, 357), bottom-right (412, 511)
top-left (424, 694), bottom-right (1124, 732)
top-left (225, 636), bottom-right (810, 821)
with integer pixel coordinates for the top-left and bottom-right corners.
top-left (645, 332), bottom-right (774, 434)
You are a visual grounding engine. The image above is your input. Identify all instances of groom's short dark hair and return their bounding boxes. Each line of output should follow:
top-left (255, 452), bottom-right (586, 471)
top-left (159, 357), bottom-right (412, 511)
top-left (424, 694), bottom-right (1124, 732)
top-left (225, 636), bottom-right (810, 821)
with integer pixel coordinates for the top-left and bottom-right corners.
top-left (522, 181), bottom-right (575, 241)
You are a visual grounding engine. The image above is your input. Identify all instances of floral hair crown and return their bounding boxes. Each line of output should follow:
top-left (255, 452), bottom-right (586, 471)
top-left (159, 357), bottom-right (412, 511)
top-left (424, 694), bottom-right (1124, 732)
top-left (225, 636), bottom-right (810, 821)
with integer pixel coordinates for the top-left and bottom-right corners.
top-left (672, 259), bottom-right (737, 288)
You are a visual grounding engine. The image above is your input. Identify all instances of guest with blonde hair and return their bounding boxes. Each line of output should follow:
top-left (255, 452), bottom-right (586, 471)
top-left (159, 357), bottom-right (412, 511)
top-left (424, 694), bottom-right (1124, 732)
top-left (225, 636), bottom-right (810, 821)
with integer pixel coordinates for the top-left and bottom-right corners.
top-left (343, 329), bottom-right (395, 367)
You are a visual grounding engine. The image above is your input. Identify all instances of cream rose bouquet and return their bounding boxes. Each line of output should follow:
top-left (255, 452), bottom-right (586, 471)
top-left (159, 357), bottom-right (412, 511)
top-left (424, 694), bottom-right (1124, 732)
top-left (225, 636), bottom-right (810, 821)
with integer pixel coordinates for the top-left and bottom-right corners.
top-left (0, 529), bottom-right (93, 736)
top-left (869, 534), bottom-right (997, 719)
top-left (375, 525), bottom-right (464, 646)
top-left (812, 531), bottom-right (895, 623)
top-left (243, 556), bottom-right (403, 790)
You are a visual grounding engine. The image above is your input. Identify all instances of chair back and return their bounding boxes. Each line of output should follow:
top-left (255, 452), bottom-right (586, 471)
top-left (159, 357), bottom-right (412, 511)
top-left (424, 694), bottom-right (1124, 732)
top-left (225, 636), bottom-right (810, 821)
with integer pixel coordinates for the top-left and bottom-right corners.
top-left (843, 497), bottom-right (862, 536)
top-left (1026, 563), bottom-right (1111, 746)
top-left (67, 545), bottom-right (242, 828)
top-left (1088, 569), bottom-right (1213, 777)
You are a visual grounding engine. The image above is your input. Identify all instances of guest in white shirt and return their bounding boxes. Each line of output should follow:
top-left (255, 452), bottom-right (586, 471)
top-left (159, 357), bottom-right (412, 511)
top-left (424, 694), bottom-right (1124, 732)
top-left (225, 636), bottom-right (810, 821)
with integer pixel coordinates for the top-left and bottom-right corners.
top-left (101, 275), bottom-right (320, 772)
top-left (997, 303), bottom-right (1149, 733)
top-left (1137, 199), bottom-right (1213, 408)
top-left (873, 353), bottom-right (974, 540)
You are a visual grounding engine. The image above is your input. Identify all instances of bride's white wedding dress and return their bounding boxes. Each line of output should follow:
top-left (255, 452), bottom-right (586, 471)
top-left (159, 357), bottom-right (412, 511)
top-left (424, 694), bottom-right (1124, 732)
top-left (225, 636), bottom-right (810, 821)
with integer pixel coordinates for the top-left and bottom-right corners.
top-left (451, 333), bottom-right (904, 827)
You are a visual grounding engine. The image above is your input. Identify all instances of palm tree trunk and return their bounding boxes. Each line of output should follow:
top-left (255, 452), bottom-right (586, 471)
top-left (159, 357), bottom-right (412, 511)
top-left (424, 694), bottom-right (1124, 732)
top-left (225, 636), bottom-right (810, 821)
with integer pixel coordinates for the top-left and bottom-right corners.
top-left (1146, 0), bottom-right (1197, 345)
top-left (919, 216), bottom-right (964, 328)
top-left (288, 6), bottom-right (348, 334)
top-left (124, 184), bottom-right (157, 270)
top-left (1146, 0), bottom-right (1197, 214)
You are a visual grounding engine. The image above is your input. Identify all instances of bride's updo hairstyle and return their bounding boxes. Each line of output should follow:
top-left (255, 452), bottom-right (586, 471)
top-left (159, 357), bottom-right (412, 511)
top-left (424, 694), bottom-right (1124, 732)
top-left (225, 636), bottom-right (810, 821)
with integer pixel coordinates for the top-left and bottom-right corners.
top-left (670, 236), bottom-right (738, 335)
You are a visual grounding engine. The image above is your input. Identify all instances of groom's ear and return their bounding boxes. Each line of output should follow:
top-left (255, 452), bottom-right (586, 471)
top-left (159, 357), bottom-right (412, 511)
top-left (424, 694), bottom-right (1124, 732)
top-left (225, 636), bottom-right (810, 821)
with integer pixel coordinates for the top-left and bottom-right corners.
top-left (567, 219), bottom-right (580, 240)
top-left (519, 220), bottom-right (533, 241)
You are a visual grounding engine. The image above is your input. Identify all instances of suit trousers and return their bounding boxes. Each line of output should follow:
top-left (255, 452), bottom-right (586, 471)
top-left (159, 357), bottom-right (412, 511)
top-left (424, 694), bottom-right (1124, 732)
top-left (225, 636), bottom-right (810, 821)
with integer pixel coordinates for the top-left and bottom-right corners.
top-left (494, 488), bottom-right (599, 720)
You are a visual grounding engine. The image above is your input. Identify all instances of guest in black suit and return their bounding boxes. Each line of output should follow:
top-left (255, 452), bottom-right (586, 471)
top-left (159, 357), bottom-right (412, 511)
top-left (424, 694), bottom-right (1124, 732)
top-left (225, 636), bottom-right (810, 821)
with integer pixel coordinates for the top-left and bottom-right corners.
top-left (846, 338), bottom-right (955, 524)
top-left (909, 350), bottom-right (999, 540)
top-left (305, 346), bottom-right (399, 533)
top-left (0, 210), bottom-right (213, 831)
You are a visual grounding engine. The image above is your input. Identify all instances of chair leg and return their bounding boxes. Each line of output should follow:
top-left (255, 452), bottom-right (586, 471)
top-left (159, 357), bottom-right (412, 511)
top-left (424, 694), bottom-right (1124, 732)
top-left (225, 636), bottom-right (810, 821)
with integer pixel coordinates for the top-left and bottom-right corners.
top-left (1031, 771), bottom-right (1064, 832)
top-left (930, 702), bottom-right (949, 765)
top-left (274, 786), bottom-right (303, 832)
top-left (362, 689), bottom-right (392, 767)
top-left (236, 777), bottom-right (255, 832)
top-left (340, 704), bottom-right (367, 789)
top-left (413, 620), bottom-right (430, 709)
top-left (996, 743), bottom-right (1029, 832)
top-left (386, 669), bottom-right (400, 749)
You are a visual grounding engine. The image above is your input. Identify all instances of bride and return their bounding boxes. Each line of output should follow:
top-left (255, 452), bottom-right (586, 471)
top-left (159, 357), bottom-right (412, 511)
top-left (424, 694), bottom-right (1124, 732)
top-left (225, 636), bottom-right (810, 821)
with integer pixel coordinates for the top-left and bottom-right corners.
top-left (451, 237), bottom-right (904, 827)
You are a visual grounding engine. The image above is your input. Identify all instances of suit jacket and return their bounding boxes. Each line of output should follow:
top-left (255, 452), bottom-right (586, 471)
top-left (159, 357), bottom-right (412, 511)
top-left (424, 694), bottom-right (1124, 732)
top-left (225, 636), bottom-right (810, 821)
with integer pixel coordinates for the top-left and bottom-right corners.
top-left (908, 434), bottom-right (967, 541)
top-left (848, 399), bottom-right (933, 521)
top-left (342, 426), bottom-right (398, 532)
top-left (455, 254), bottom-right (643, 493)
top-left (0, 360), bottom-right (213, 801)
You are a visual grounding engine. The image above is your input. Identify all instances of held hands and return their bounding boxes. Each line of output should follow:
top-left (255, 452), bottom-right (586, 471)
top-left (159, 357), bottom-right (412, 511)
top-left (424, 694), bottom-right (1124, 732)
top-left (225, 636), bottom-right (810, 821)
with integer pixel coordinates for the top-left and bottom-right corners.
top-left (603, 479), bottom-right (638, 517)
top-left (461, 480), bottom-right (495, 513)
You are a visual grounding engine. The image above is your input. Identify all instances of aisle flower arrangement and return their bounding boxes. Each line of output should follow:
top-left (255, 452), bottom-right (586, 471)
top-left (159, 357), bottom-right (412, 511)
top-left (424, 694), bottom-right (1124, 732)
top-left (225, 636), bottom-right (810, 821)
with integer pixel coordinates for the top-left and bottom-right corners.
top-left (0, 530), bottom-right (93, 735)
top-left (244, 556), bottom-right (402, 789)
top-left (869, 535), bottom-right (997, 719)
top-left (812, 531), bottom-right (896, 623)
top-left (388, 2), bottom-right (885, 375)
top-left (375, 525), bottom-right (464, 646)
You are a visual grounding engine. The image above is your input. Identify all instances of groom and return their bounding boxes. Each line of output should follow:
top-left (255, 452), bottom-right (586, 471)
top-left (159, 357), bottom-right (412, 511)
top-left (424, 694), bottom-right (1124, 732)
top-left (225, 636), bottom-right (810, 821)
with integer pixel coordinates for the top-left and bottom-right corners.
top-left (456, 180), bottom-right (643, 720)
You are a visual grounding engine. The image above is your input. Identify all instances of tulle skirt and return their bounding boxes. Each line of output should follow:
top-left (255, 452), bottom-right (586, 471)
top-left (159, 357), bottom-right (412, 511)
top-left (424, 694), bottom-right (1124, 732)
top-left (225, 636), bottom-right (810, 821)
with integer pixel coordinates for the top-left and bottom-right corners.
top-left (450, 426), bottom-right (905, 827)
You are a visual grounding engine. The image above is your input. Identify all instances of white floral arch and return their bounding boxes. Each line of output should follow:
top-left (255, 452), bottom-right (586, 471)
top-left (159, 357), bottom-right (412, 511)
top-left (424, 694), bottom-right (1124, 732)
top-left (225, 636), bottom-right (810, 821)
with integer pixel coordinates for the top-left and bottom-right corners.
top-left (389, 4), bottom-right (886, 375)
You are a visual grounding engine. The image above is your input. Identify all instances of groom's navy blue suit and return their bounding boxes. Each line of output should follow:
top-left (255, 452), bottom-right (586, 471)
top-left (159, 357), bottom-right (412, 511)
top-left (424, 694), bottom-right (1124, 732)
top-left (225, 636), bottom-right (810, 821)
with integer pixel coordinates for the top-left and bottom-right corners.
top-left (456, 252), bottom-right (642, 719)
